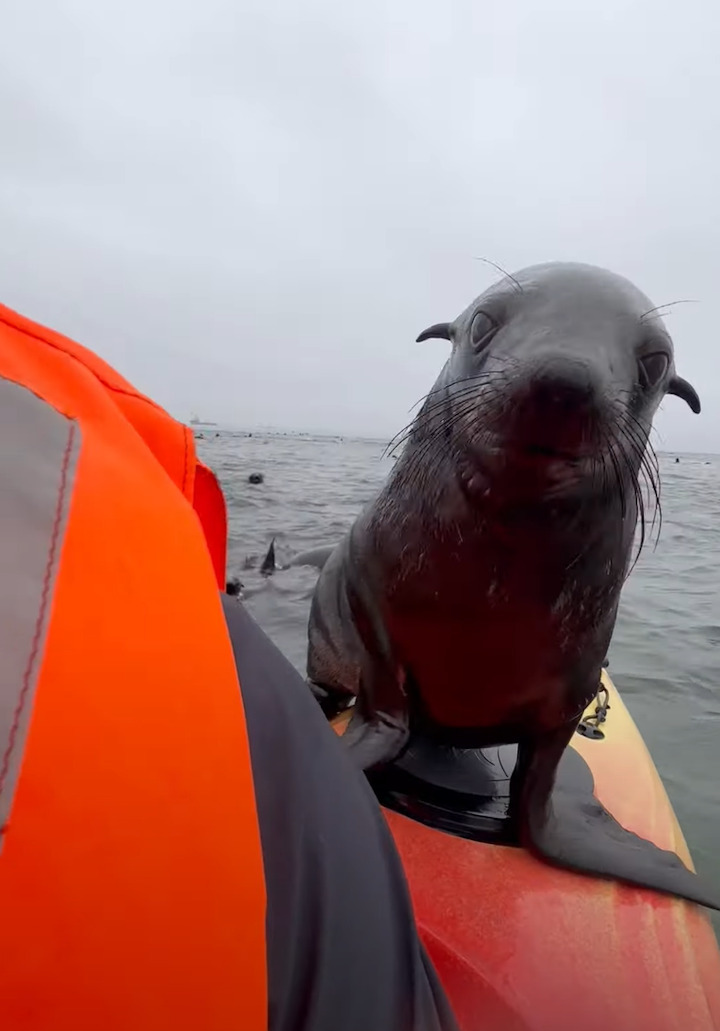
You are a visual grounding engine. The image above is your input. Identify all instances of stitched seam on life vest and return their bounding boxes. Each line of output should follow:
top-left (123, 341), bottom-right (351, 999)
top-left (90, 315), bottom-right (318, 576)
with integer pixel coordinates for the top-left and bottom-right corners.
top-left (181, 423), bottom-right (190, 496)
top-left (0, 422), bottom-right (76, 808)
top-left (0, 310), bottom-right (166, 414)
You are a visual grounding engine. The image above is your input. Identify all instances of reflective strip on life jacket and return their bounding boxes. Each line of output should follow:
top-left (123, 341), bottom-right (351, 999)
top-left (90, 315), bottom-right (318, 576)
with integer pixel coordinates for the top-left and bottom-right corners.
top-left (0, 378), bottom-right (79, 842)
top-left (0, 307), bottom-right (266, 1030)
top-left (0, 302), bottom-right (229, 590)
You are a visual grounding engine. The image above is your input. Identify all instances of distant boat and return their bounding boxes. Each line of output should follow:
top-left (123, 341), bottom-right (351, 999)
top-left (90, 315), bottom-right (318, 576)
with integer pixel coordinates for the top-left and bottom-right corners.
top-left (189, 412), bottom-right (218, 427)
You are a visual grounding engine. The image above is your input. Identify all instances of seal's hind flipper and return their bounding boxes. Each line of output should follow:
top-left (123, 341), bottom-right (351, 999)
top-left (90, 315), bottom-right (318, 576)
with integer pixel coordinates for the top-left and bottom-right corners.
top-left (514, 725), bottom-right (720, 911)
top-left (538, 782), bottom-right (720, 910)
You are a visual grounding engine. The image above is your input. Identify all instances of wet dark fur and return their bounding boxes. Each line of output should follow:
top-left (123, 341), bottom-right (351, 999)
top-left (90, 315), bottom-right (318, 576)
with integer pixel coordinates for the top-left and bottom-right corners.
top-left (306, 262), bottom-right (719, 910)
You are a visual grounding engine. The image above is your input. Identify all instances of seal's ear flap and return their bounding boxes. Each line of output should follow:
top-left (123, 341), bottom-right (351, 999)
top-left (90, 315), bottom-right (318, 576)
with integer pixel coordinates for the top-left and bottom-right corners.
top-left (416, 322), bottom-right (452, 343)
top-left (668, 375), bottom-right (701, 414)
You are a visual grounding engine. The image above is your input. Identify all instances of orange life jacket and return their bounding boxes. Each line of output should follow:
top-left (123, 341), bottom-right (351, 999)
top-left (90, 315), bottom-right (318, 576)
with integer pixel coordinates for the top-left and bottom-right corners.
top-left (0, 302), bottom-right (267, 1030)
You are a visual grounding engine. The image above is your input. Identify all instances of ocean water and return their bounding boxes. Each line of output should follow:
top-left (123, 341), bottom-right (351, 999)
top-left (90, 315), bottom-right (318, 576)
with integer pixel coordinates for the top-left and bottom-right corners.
top-left (196, 430), bottom-right (720, 932)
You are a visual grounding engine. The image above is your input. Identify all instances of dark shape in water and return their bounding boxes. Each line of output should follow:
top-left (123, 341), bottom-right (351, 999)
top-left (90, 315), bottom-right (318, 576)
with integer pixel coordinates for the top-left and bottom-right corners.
top-left (260, 538), bottom-right (276, 577)
top-left (248, 473), bottom-right (264, 485)
top-left (259, 540), bottom-right (336, 577)
top-left (225, 577), bottom-right (243, 597)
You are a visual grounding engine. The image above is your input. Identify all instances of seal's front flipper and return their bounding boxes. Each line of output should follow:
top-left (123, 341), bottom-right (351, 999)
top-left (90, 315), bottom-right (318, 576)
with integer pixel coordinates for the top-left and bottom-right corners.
top-left (342, 704), bottom-right (411, 772)
top-left (340, 663), bottom-right (411, 772)
top-left (514, 726), bottom-right (720, 911)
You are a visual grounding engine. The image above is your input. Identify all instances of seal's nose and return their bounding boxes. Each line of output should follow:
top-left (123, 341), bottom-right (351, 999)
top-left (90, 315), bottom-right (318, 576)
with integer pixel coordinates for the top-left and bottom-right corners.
top-left (528, 359), bottom-right (596, 414)
top-left (508, 358), bottom-right (599, 454)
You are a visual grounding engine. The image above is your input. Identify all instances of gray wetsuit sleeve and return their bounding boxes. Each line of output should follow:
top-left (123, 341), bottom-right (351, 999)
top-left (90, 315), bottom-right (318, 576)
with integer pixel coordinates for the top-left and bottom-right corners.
top-left (220, 594), bottom-right (459, 1031)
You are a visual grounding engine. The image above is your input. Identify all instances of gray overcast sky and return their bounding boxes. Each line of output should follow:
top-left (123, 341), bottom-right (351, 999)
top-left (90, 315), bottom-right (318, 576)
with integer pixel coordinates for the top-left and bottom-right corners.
top-left (1, 0), bottom-right (718, 449)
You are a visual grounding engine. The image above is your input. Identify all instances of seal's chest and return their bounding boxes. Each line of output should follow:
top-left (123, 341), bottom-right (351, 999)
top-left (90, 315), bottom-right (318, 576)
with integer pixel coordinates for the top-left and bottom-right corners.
top-left (386, 539), bottom-right (567, 615)
top-left (384, 601), bottom-right (566, 729)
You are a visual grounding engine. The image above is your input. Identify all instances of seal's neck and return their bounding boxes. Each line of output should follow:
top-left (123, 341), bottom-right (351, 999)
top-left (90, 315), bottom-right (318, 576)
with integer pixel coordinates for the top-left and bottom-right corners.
top-left (369, 456), bottom-right (637, 618)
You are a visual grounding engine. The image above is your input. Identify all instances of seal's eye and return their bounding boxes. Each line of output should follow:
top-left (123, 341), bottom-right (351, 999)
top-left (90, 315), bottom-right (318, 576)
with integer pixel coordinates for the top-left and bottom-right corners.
top-left (471, 311), bottom-right (497, 351)
top-left (638, 352), bottom-right (669, 389)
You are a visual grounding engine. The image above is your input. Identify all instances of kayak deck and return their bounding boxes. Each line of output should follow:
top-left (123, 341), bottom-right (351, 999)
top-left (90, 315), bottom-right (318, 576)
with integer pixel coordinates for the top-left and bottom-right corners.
top-left (333, 672), bottom-right (720, 1030)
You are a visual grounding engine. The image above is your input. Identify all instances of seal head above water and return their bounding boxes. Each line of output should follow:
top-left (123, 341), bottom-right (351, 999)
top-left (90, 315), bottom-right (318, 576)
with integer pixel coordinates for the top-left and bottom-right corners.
top-left (306, 262), bottom-right (717, 909)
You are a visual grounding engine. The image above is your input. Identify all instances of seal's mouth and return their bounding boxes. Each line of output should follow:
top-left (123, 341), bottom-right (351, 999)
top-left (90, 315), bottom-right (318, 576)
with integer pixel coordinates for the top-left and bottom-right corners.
top-left (523, 443), bottom-right (584, 462)
top-left (509, 441), bottom-right (594, 486)
top-left (459, 440), bottom-right (594, 502)
top-left (517, 444), bottom-right (596, 493)
top-left (458, 432), bottom-right (605, 503)
top-left (470, 433), bottom-right (595, 469)
top-left (508, 404), bottom-right (598, 465)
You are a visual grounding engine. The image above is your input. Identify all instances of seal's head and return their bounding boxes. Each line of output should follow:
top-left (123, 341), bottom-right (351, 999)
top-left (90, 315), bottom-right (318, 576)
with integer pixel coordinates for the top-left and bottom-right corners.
top-left (415, 263), bottom-right (700, 503)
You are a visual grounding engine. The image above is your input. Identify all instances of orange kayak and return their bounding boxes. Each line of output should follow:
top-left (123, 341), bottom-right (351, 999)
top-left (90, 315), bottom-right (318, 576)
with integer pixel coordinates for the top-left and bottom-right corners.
top-left (336, 671), bottom-right (720, 1031)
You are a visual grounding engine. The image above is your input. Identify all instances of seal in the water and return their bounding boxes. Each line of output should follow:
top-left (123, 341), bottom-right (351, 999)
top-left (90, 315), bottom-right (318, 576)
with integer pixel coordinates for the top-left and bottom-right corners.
top-left (225, 576), bottom-right (243, 597)
top-left (306, 261), bottom-right (718, 909)
top-left (260, 538), bottom-right (276, 576)
top-left (259, 541), bottom-right (337, 576)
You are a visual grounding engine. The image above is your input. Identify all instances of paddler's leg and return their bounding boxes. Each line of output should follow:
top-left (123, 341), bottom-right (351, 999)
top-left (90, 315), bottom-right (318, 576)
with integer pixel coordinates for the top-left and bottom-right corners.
top-left (220, 595), bottom-right (460, 1031)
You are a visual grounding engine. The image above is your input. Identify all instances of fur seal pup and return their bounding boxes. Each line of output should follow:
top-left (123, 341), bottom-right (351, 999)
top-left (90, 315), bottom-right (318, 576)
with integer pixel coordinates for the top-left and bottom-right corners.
top-left (306, 261), bottom-right (718, 909)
